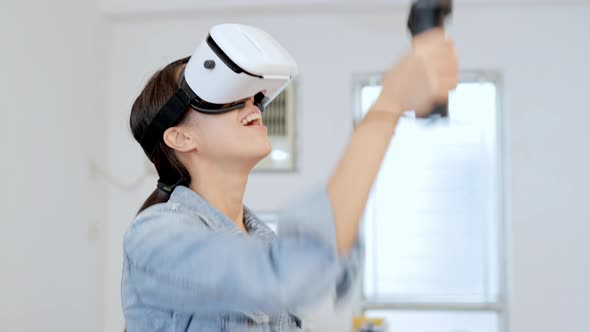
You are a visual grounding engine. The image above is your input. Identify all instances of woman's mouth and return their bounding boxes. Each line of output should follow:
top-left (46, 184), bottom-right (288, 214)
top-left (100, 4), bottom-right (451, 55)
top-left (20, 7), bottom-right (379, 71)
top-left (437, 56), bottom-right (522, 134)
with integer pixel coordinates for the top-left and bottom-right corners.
top-left (241, 112), bottom-right (263, 127)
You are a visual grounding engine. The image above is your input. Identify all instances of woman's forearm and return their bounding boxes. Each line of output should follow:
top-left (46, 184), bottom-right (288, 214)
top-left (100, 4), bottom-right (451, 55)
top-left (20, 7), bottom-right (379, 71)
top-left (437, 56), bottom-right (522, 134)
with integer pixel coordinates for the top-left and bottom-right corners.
top-left (328, 108), bottom-right (401, 254)
top-left (327, 30), bottom-right (458, 255)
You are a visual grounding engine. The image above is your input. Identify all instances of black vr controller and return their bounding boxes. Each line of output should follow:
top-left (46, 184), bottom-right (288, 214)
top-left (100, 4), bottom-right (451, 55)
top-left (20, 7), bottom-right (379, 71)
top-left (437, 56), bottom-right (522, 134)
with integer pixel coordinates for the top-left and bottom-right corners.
top-left (407, 0), bottom-right (453, 119)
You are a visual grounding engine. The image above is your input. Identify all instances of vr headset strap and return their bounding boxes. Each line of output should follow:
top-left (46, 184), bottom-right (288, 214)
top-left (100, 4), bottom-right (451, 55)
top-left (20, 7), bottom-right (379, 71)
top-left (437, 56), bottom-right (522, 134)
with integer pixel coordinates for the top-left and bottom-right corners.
top-left (139, 88), bottom-right (192, 161)
top-left (140, 71), bottom-right (267, 162)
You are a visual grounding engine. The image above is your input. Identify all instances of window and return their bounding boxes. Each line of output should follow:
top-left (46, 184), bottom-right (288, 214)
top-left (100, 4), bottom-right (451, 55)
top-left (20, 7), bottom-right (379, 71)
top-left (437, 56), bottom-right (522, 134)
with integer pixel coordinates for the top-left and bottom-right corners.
top-left (354, 72), bottom-right (505, 332)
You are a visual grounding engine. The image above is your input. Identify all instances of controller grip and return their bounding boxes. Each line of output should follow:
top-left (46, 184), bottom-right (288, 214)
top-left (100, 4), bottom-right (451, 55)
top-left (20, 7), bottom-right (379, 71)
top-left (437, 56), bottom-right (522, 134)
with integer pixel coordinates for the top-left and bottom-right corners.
top-left (407, 0), bottom-right (452, 119)
top-left (431, 103), bottom-right (448, 118)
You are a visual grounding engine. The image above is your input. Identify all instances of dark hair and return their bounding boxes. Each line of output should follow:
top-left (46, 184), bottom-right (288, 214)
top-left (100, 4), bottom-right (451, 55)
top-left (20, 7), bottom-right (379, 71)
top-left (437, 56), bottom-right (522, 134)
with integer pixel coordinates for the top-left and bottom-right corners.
top-left (130, 57), bottom-right (192, 214)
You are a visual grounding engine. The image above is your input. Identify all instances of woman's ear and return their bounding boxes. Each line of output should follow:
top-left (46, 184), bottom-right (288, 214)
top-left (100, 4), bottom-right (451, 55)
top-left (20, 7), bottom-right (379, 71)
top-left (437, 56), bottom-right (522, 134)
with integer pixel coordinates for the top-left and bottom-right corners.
top-left (162, 126), bottom-right (198, 153)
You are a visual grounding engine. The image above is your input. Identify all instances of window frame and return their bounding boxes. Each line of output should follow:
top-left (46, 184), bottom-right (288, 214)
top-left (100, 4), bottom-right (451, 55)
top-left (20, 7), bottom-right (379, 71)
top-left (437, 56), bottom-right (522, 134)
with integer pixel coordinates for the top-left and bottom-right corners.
top-left (352, 71), bottom-right (508, 332)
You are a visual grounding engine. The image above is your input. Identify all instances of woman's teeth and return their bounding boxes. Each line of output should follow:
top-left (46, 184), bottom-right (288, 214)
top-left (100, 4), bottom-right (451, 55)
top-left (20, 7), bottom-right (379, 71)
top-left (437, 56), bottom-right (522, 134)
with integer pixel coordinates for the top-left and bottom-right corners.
top-left (241, 113), bottom-right (262, 126)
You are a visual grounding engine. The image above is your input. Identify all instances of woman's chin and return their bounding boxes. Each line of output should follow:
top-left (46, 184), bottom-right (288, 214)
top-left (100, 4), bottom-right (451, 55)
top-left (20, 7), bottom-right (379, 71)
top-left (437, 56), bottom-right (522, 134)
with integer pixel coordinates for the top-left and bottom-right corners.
top-left (262, 141), bottom-right (273, 157)
top-left (239, 142), bottom-right (272, 168)
top-left (254, 143), bottom-right (273, 161)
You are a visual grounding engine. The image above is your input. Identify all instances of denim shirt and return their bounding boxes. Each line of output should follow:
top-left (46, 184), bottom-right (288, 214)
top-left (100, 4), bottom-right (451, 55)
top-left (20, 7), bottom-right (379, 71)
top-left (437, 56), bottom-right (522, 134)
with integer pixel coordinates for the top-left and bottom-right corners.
top-left (122, 185), bottom-right (361, 332)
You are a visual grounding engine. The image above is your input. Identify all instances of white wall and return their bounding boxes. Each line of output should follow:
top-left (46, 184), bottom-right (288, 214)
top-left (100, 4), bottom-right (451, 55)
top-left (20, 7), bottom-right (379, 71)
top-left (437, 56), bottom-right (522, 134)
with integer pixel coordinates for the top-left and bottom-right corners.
top-left (0, 1), bottom-right (105, 331)
top-left (101, 4), bottom-right (590, 332)
top-left (2, 1), bottom-right (587, 332)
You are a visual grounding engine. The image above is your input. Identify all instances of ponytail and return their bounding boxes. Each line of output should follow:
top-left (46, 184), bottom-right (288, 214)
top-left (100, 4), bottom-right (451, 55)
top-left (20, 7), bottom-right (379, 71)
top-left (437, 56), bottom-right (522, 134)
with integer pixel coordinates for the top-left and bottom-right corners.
top-left (129, 56), bottom-right (192, 215)
top-left (137, 188), bottom-right (171, 215)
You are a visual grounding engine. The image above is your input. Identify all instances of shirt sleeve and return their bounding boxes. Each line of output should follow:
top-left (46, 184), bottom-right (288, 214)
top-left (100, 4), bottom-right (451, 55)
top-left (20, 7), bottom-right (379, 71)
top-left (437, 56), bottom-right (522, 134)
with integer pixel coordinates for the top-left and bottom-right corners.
top-left (278, 187), bottom-right (363, 304)
top-left (335, 236), bottom-right (363, 302)
top-left (123, 186), bottom-right (343, 314)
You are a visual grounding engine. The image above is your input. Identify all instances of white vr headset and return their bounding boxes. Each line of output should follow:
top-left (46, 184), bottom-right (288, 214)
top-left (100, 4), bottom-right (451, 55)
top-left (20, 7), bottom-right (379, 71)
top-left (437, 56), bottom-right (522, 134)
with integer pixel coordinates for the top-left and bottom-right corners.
top-left (140, 24), bottom-right (298, 160)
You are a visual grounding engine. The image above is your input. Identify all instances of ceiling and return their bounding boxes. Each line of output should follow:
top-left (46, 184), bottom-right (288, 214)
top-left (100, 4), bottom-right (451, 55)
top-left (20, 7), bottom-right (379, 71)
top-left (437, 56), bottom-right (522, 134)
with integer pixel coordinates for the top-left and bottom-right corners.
top-left (101, 0), bottom-right (590, 16)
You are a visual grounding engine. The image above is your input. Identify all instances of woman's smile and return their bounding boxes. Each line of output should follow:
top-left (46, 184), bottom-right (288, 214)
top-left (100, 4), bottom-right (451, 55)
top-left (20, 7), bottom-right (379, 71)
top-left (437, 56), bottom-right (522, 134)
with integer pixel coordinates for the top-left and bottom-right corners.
top-left (239, 107), bottom-right (267, 132)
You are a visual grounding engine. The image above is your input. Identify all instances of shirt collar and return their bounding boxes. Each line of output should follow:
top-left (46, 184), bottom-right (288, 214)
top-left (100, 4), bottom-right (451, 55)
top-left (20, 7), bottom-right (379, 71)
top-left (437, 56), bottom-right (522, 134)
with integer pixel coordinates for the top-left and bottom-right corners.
top-left (243, 205), bottom-right (276, 242)
top-left (169, 185), bottom-right (275, 242)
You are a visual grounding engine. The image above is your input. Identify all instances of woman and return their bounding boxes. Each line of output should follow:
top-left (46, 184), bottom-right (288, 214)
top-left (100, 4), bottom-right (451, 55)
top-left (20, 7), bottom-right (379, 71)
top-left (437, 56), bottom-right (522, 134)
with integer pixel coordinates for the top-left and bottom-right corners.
top-left (122, 28), bottom-right (458, 331)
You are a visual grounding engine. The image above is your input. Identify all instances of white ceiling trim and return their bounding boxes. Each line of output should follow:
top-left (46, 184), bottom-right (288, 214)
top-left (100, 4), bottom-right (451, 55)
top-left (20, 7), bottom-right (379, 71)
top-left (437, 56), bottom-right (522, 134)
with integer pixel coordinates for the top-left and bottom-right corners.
top-left (100, 0), bottom-right (590, 17)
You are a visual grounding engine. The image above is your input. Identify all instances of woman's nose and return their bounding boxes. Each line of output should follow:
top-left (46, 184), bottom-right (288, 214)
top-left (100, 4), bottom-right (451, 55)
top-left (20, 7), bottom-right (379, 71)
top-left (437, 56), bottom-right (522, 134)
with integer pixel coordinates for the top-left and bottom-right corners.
top-left (245, 96), bottom-right (255, 105)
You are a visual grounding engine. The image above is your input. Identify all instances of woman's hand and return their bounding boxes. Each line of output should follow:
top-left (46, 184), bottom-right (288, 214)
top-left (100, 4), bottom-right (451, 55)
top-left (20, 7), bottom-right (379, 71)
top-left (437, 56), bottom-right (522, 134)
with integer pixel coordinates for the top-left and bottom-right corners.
top-left (372, 28), bottom-right (459, 117)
